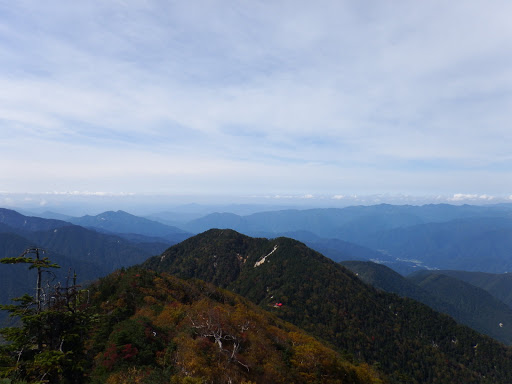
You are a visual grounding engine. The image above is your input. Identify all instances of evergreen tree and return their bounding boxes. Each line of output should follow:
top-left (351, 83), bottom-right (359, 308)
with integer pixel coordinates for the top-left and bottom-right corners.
top-left (0, 248), bottom-right (91, 383)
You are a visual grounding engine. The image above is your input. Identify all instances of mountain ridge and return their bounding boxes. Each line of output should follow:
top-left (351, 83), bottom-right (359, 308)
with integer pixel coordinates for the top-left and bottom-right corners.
top-left (342, 261), bottom-right (512, 345)
top-left (143, 229), bottom-right (512, 383)
top-left (68, 210), bottom-right (191, 239)
top-left (179, 204), bottom-right (512, 273)
top-left (0, 209), bottom-right (175, 326)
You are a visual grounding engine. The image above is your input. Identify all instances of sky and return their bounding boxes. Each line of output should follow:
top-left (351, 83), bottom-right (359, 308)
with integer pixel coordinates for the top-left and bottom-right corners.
top-left (1, 0), bottom-right (512, 209)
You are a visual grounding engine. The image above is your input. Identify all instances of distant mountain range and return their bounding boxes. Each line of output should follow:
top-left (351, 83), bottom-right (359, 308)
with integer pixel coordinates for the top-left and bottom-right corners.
top-left (67, 210), bottom-right (192, 243)
top-left (20, 203), bottom-right (512, 274)
top-left (0, 208), bottom-right (181, 325)
top-left (167, 203), bottom-right (512, 273)
top-left (181, 203), bottom-right (512, 236)
top-left (358, 217), bottom-right (512, 273)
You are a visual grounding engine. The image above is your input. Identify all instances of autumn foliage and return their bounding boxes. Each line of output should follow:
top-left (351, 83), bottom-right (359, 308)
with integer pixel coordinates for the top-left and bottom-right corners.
top-left (86, 268), bottom-right (383, 383)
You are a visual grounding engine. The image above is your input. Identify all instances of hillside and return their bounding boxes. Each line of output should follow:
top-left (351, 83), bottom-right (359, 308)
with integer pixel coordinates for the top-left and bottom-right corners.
top-left (90, 268), bottom-right (383, 383)
top-left (409, 271), bottom-right (512, 345)
top-left (0, 210), bottom-right (172, 326)
top-left (143, 229), bottom-right (512, 383)
top-left (0, 265), bottom-right (383, 384)
top-left (339, 261), bottom-right (444, 305)
top-left (431, 270), bottom-right (512, 309)
top-left (342, 261), bottom-right (512, 345)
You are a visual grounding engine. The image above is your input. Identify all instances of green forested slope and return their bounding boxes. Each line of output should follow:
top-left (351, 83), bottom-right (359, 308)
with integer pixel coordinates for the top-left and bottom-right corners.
top-left (144, 229), bottom-right (512, 384)
top-left (430, 270), bottom-right (512, 309)
top-left (409, 271), bottom-right (512, 345)
top-left (342, 261), bottom-right (512, 345)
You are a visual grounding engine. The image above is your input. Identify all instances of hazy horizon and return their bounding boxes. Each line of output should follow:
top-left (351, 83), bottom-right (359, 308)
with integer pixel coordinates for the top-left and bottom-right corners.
top-left (2, 191), bottom-right (512, 217)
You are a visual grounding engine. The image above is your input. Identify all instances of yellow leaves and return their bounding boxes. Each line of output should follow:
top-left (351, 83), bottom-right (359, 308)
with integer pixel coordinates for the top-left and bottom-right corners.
top-left (90, 272), bottom-right (385, 384)
top-left (134, 306), bottom-right (155, 320)
top-left (154, 302), bottom-right (185, 329)
top-left (287, 331), bottom-right (384, 384)
top-left (155, 347), bottom-right (174, 369)
top-left (143, 295), bottom-right (158, 305)
top-left (153, 276), bottom-right (169, 293)
top-left (115, 298), bottom-right (126, 309)
top-left (289, 333), bottom-right (337, 376)
top-left (266, 325), bottom-right (289, 346)
top-left (353, 363), bottom-right (385, 384)
top-left (173, 335), bottom-right (218, 380)
top-left (105, 366), bottom-right (148, 384)
top-left (170, 376), bottom-right (204, 384)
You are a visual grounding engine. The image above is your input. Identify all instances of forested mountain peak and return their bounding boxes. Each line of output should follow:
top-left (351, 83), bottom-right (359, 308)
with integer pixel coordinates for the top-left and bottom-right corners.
top-left (144, 229), bottom-right (512, 383)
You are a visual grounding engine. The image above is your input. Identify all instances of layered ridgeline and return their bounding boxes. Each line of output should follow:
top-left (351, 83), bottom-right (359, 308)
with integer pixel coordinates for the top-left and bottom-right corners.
top-left (83, 268), bottom-right (382, 384)
top-left (143, 229), bottom-right (512, 384)
top-left (0, 209), bottom-right (174, 274)
top-left (341, 261), bottom-right (512, 345)
top-left (360, 217), bottom-right (512, 273)
top-left (67, 210), bottom-right (192, 243)
top-left (181, 204), bottom-right (512, 237)
top-left (0, 209), bottom-right (174, 325)
top-left (424, 270), bottom-right (512, 309)
top-left (410, 271), bottom-right (512, 345)
top-left (176, 204), bottom-right (512, 274)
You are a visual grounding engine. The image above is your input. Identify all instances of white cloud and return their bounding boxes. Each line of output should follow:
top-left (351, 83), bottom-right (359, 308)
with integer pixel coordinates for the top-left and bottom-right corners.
top-left (1, 1), bottom-right (511, 196)
top-left (450, 194), bottom-right (478, 201)
top-left (449, 193), bottom-right (497, 202)
top-left (45, 191), bottom-right (135, 197)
